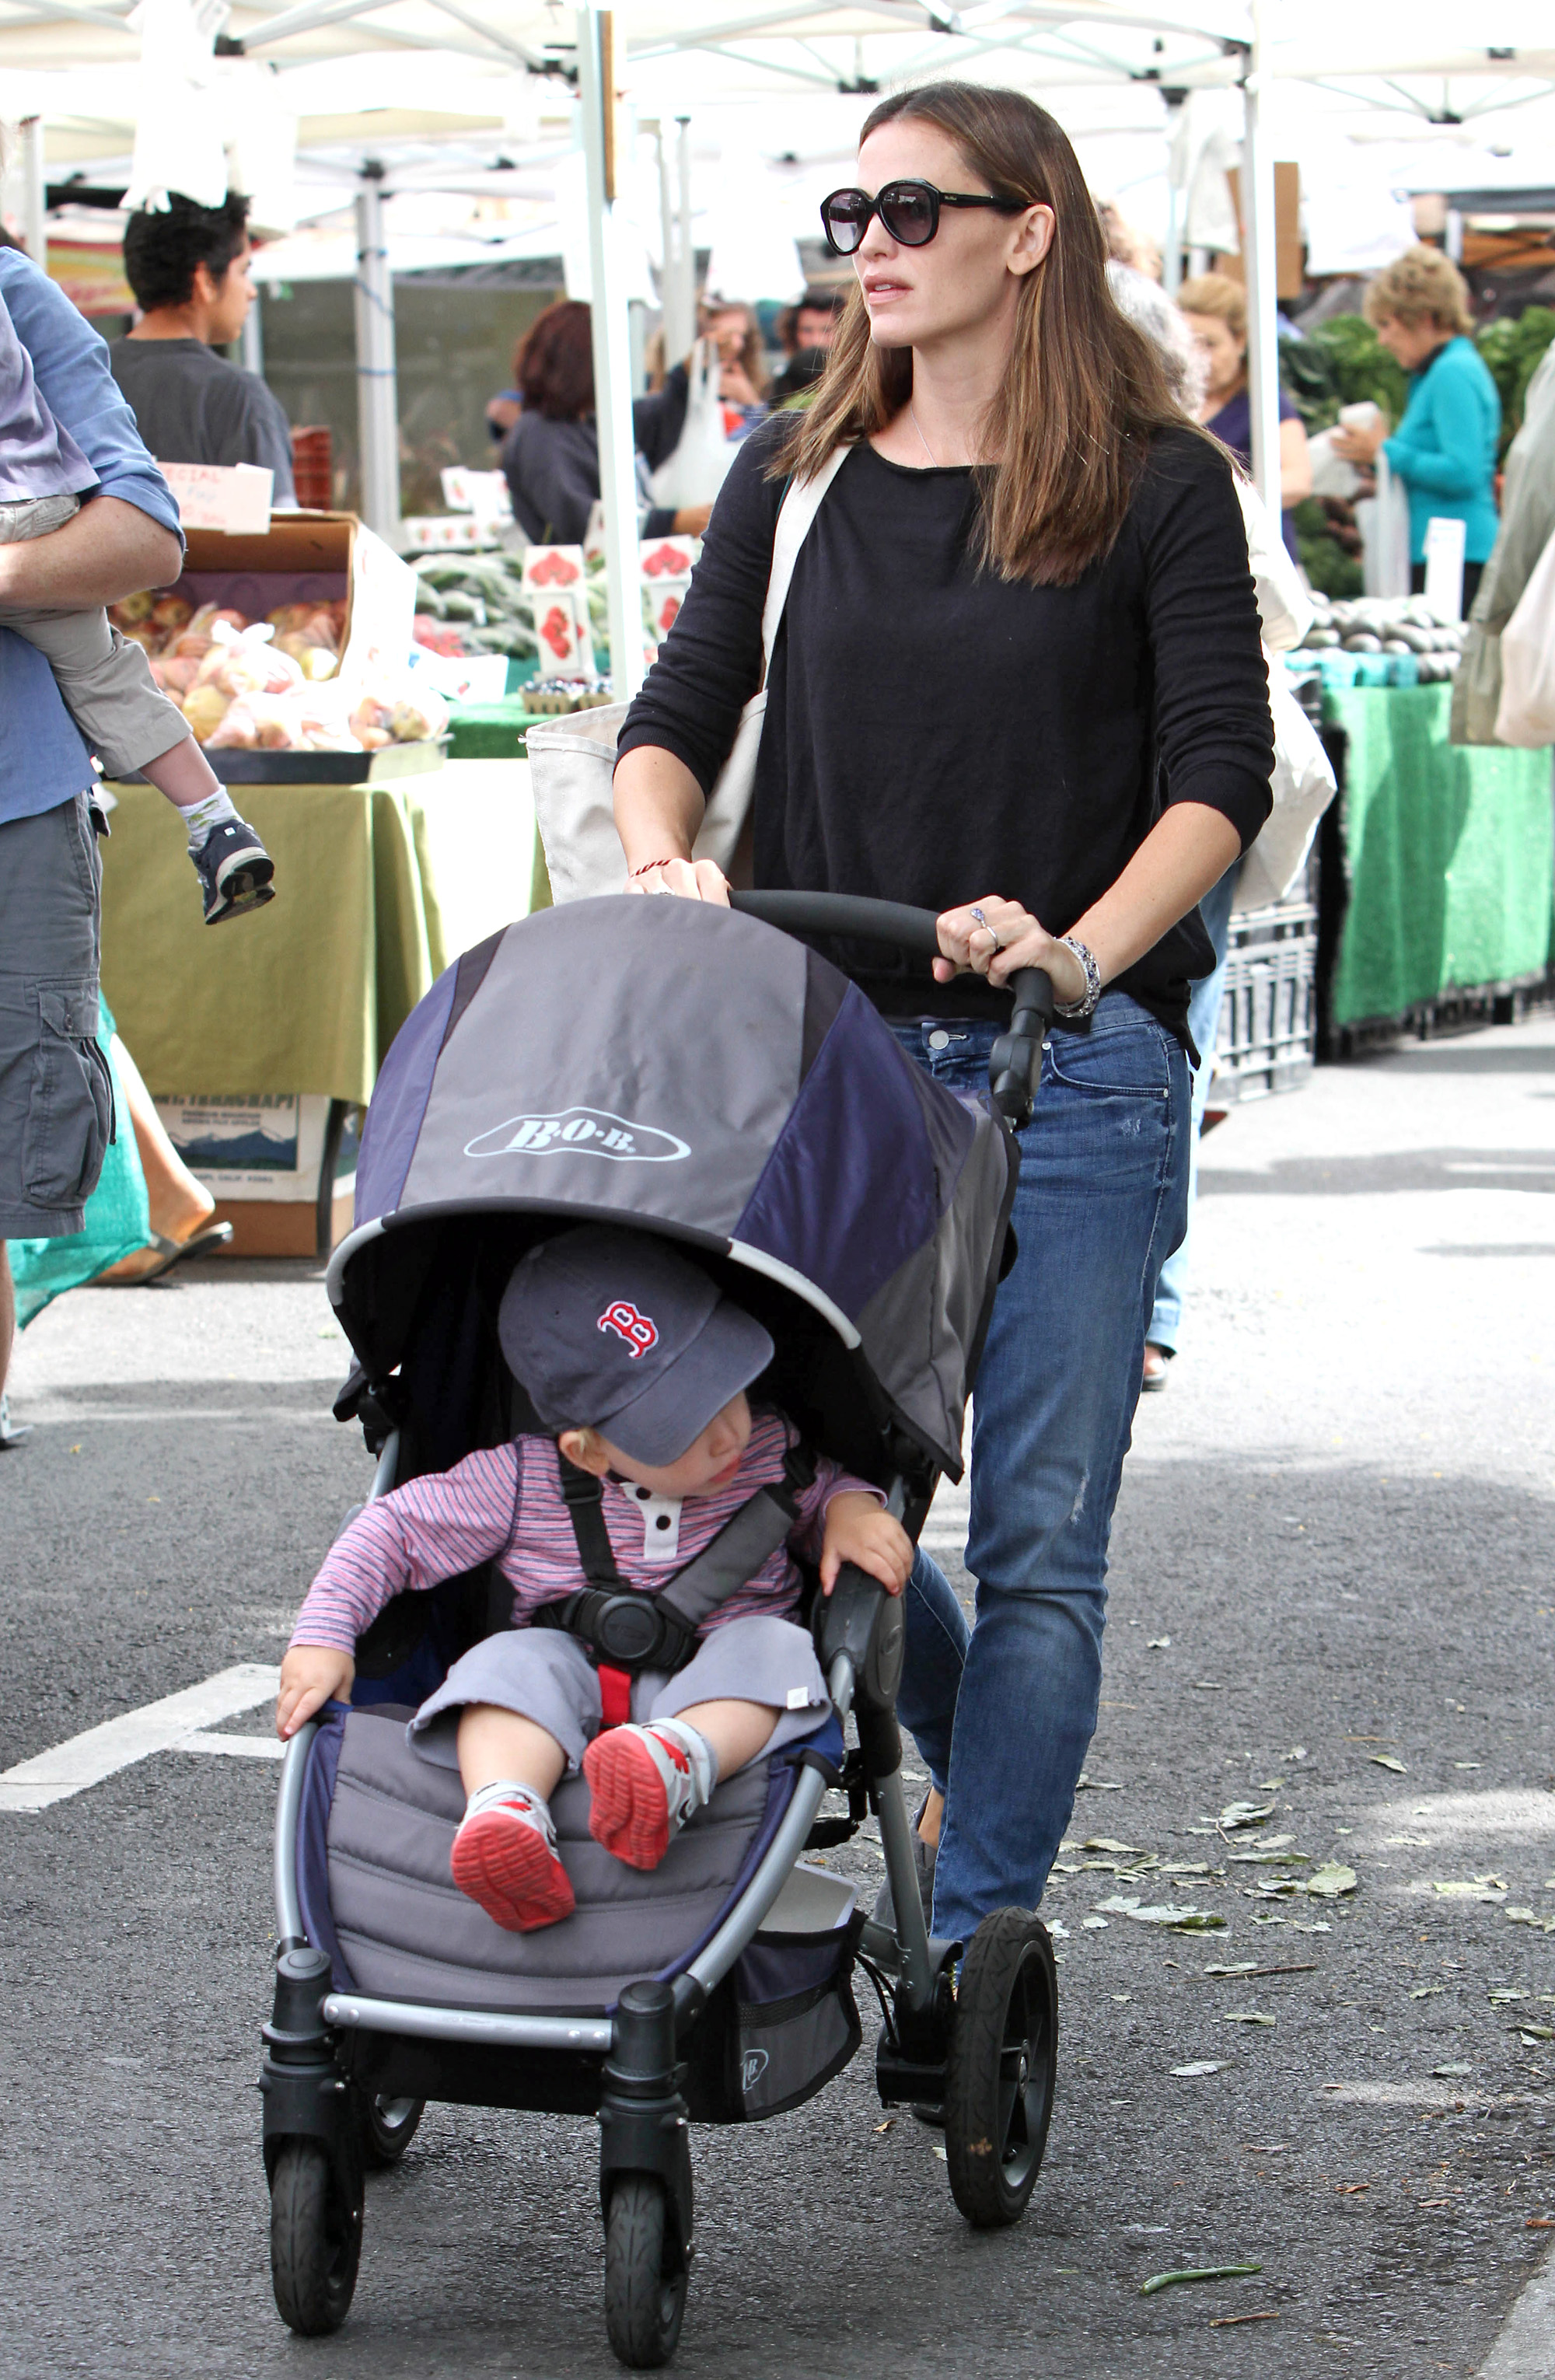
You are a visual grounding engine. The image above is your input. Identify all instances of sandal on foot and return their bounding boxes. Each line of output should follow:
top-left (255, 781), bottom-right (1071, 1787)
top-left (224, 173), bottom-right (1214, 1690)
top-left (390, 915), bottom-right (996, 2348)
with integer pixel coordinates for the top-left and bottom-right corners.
top-left (93, 1221), bottom-right (234, 1286)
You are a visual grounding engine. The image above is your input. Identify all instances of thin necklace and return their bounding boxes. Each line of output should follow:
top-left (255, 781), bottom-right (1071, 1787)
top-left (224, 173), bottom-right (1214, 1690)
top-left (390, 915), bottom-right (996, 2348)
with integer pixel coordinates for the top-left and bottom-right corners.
top-left (907, 400), bottom-right (938, 468)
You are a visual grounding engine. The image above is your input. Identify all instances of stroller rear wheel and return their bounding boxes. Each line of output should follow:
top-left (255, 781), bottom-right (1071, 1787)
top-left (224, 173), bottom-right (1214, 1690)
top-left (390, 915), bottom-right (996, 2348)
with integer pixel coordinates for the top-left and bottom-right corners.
top-left (942, 1907), bottom-right (1057, 2228)
top-left (603, 2175), bottom-right (689, 2369)
top-left (356, 2089), bottom-right (425, 2168)
top-left (269, 2138), bottom-right (362, 2334)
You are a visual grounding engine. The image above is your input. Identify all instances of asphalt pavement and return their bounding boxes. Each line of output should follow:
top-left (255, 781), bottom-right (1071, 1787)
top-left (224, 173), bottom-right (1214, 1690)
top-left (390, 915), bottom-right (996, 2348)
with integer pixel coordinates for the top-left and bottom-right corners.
top-left (2, 1014), bottom-right (1553, 2380)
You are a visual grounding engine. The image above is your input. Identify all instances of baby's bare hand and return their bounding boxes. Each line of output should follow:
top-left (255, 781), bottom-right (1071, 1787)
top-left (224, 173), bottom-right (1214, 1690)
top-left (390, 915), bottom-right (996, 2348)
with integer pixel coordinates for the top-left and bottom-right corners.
top-left (277, 1644), bottom-right (355, 1739)
top-left (820, 1494), bottom-right (914, 1596)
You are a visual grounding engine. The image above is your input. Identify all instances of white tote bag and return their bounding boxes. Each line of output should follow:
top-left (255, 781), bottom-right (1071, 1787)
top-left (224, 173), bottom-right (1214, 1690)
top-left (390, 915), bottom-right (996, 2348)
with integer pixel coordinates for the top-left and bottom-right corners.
top-left (1494, 525), bottom-right (1555, 747)
top-left (527, 447), bottom-right (847, 905)
top-left (648, 338), bottom-right (737, 514)
top-left (1231, 476), bottom-right (1337, 914)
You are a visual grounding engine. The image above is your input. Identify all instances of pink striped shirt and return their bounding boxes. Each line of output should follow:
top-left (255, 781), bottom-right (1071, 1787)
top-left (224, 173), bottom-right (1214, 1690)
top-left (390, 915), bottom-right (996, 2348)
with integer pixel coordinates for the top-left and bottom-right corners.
top-left (290, 1410), bottom-right (877, 1655)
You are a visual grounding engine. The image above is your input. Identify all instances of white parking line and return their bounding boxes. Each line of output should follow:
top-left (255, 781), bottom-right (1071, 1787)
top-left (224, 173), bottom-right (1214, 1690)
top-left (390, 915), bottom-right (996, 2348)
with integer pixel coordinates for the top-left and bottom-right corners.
top-left (0, 1663), bottom-right (281, 1812)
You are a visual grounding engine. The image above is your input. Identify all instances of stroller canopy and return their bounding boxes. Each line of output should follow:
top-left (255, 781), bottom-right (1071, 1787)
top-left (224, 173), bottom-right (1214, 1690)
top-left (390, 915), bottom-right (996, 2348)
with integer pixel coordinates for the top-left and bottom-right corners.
top-left (334, 899), bottom-right (1014, 1477)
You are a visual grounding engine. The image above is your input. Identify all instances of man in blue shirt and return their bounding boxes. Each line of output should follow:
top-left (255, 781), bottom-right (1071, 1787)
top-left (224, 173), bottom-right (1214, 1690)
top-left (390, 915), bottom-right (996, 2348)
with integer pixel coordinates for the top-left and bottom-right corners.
top-left (0, 245), bottom-right (184, 1443)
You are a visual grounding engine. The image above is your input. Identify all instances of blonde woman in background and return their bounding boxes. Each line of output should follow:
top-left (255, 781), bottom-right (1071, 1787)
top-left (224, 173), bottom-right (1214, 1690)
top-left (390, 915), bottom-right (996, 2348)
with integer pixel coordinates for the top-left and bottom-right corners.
top-left (1331, 246), bottom-right (1500, 610)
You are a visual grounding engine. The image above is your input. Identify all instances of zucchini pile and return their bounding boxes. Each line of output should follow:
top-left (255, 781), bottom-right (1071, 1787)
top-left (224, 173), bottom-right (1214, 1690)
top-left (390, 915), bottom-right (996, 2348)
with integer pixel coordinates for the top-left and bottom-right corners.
top-left (1295, 595), bottom-right (1466, 683)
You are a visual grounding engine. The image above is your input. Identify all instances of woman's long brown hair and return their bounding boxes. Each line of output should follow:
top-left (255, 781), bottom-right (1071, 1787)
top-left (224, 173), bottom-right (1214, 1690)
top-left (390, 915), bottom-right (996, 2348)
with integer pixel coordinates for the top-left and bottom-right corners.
top-left (777, 82), bottom-right (1193, 587)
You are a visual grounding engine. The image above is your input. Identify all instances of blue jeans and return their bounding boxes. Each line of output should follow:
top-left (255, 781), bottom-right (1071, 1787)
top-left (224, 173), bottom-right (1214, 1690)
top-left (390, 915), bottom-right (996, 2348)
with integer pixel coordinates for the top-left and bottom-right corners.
top-left (1148, 862), bottom-right (1238, 1353)
top-left (889, 995), bottom-right (1190, 1941)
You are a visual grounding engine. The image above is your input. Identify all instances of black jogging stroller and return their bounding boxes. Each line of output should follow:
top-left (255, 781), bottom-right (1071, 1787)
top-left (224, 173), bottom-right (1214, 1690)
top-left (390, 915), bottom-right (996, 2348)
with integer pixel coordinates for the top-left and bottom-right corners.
top-left (260, 889), bottom-right (1058, 2367)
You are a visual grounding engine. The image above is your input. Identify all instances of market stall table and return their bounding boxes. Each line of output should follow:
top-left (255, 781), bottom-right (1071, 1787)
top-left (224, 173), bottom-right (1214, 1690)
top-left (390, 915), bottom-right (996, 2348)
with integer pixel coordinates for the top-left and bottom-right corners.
top-left (1320, 683), bottom-right (1554, 1037)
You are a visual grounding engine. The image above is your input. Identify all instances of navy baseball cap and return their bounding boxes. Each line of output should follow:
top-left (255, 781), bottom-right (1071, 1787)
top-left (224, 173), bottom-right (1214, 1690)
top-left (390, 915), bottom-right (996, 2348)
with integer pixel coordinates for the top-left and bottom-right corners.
top-left (498, 1225), bottom-right (774, 1466)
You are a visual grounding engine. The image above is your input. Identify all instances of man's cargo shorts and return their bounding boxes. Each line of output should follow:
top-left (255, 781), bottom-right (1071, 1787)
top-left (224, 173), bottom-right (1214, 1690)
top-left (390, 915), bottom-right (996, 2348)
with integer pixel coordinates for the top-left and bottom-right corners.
top-left (0, 791), bottom-right (114, 1239)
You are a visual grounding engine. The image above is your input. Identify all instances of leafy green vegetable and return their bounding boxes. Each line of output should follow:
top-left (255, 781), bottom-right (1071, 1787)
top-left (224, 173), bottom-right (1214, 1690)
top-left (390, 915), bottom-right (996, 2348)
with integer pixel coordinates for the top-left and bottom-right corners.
top-left (1475, 307), bottom-right (1555, 456)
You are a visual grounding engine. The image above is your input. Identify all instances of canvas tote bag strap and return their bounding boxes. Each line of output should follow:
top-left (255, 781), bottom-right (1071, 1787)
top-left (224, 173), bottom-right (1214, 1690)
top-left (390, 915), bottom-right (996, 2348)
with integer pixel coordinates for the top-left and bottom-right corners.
top-left (758, 444), bottom-right (849, 687)
top-left (529, 442), bottom-right (848, 903)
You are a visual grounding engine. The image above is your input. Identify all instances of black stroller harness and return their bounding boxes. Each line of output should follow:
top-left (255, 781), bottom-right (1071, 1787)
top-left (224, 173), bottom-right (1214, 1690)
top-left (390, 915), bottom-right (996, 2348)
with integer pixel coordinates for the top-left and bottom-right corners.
top-left (537, 1441), bottom-right (818, 1728)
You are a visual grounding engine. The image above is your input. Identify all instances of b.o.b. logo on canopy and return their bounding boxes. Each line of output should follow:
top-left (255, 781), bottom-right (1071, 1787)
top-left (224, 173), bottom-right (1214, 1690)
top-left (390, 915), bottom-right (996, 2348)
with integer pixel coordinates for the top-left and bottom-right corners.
top-left (464, 1106), bottom-right (690, 1164)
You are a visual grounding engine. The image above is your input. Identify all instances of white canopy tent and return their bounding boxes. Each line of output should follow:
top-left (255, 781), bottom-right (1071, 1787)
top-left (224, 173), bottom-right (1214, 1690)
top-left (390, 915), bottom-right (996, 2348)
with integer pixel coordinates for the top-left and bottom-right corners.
top-left (5, 2), bottom-right (1554, 686)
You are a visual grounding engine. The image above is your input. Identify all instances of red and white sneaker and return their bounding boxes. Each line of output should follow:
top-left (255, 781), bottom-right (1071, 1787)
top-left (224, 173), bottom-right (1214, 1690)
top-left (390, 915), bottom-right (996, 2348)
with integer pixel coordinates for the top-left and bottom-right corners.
top-left (450, 1782), bottom-right (575, 1931)
top-left (583, 1720), bottom-right (715, 1871)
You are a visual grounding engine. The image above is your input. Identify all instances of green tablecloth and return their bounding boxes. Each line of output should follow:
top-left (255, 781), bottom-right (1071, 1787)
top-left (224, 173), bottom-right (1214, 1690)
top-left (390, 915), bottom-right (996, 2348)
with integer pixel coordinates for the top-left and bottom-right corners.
top-left (99, 759), bottom-right (536, 1104)
top-left (1325, 684), bottom-right (1554, 1029)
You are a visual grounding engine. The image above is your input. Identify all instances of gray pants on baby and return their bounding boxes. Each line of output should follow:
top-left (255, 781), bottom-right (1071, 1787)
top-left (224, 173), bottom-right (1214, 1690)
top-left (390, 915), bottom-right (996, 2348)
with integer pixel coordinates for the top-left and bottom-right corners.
top-left (0, 492), bottom-right (194, 778)
top-left (407, 1614), bottom-right (830, 1775)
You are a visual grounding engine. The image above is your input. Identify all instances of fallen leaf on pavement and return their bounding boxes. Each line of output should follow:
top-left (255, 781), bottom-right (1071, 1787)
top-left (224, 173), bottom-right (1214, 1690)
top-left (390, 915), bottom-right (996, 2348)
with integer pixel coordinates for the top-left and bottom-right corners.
top-left (1208, 2312), bottom-right (1280, 2328)
top-left (1411, 1987), bottom-right (1445, 2000)
top-left (1171, 2060), bottom-right (1228, 2077)
top-left (1147, 1635), bottom-right (1172, 1648)
top-left (1526, 2217), bottom-right (1555, 2230)
top-left (1219, 1802), bottom-right (1276, 1830)
top-left (873, 2118), bottom-right (895, 2132)
top-left (1232, 1849), bottom-right (1311, 1865)
top-left (1490, 1989), bottom-right (1530, 2004)
top-left (1082, 1916), bottom-right (1109, 1931)
top-left (1084, 1838), bottom-right (1144, 1856)
top-left (1204, 1962), bottom-right (1260, 1976)
top-left (1519, 2026), bottom-right (1555, 2043)
top-left (1075, 1775), bottom-right (1125, 1791)
top-left (1335, 2183), bottom-right (1370, 2195)
top-left (1370, 1755), bottom-right (1409, 1774)
top-left (1224, 2011), bottom-right (1277, 2026)
top-left (1306, 1864), bottom-right (1358, 1899)
top-left (1431, 1877), bottom-right (1506, 1900)
top-left (1431, 2064), bottom-right (1473, 2078)
top-left (1095, 1894), bottom-right (1227, 1931)
top-left (1141, 2263), bottom-right (1261, 2296)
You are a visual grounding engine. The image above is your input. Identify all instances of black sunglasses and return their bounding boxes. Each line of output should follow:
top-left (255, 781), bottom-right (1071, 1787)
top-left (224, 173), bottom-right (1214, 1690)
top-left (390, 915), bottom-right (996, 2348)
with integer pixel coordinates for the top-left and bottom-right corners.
top-left (819, 178), bottom-right (1026, 257)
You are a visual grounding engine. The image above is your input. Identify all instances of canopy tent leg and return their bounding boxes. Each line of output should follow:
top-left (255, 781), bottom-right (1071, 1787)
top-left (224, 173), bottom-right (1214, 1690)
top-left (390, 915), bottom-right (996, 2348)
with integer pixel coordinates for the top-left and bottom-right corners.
top-left (655, 113), bottom-right (697, 364)
top-left (16, 115), bottom-right (46, 270)
top-left (578, 4), bottom-right (645, 703)
top-left (354, 166), bottom-right (400, 545)
top-left (241, 288), bottom-right (264, 377)
top-left (1161, 89), bottom-right (1186, 296)
top-left (1239, 0), bottom-right (1281, 515)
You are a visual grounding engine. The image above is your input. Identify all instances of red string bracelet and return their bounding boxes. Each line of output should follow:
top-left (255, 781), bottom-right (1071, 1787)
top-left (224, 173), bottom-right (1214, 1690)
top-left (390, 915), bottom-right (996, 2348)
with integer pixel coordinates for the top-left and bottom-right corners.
top-left (628, 858), bottom-right (683, 878)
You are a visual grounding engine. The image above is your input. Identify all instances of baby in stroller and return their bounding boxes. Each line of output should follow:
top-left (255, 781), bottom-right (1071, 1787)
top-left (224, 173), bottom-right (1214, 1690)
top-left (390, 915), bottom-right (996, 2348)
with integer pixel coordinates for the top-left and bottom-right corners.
top-left (277, 1223), bottom-right (913, 1934)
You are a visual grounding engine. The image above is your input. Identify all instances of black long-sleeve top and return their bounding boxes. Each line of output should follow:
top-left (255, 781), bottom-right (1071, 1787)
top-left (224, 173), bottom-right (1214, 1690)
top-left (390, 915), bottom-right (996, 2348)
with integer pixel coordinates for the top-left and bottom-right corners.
top-left (617, 420), bottom-right (1274, 1043)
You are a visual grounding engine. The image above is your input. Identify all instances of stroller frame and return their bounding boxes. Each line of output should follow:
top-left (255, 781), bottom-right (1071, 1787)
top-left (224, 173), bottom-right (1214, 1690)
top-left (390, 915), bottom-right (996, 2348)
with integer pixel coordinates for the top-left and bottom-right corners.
top-left (260, 894), bottom-right (1060, 2367)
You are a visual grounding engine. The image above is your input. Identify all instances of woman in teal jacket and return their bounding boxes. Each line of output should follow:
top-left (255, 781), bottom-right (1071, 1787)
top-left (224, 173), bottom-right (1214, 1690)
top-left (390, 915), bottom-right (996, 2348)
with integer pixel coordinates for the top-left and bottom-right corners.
top-left (1334, 246), bottom-right (1500, 609)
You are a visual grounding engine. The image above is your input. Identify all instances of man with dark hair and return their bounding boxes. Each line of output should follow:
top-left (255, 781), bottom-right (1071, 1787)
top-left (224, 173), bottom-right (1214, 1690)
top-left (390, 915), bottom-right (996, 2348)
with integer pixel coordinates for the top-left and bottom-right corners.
top-left (770, 286), bottom-right (844, 404)
top-left (109, 192), bottom-right (295, 502)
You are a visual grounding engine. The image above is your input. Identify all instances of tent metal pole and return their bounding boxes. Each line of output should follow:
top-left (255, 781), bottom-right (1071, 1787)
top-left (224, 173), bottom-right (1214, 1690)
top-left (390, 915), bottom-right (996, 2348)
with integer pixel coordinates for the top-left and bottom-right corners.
top-left (353, 167), bottom-right (400, 544)
top-left (1239, 0), bottom-right (1281, 514)
top-left (17, 116), bottom-right (47, 271)
top-left (672, 113), bottom-right (697, 360)
top-left (578, 5), bottom-right (644, 700)
top-left (240, 289), bottom-right (264, 377)
top-left (1161, 90), bottom-right (1185, 295)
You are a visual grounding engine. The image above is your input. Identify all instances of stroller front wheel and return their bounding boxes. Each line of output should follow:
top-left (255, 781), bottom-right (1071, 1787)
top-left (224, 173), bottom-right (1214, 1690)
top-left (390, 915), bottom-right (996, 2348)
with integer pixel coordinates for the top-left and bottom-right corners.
top-left (269, 2138), bottom-right (362, 2334)
top-left (603, 2174), bottom-right (689, 2369)
top-left (942, 1907), bottom-right (1057, 2228)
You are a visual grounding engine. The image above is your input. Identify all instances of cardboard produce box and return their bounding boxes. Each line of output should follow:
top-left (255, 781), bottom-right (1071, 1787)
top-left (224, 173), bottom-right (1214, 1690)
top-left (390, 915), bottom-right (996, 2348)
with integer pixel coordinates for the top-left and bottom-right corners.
top-left (152, 1092), bottom-right (361, 1257)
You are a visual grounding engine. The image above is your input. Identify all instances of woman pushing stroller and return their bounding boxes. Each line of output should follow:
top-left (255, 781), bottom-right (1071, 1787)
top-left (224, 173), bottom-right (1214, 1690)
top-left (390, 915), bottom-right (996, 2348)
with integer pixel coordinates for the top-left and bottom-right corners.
top-left (278, 1225), bottom-right (912, 1934)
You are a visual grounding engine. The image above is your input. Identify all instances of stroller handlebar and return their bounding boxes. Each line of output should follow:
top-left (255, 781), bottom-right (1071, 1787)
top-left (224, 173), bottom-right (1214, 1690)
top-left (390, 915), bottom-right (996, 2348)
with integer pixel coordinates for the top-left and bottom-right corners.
top-left (726, 889), bottom-right (1053, 1129)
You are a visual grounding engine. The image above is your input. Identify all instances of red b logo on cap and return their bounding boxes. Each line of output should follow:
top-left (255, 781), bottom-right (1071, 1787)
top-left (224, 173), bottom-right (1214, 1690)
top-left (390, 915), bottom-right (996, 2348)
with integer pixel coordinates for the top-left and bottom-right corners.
top-left (598, 1300), bottom-right (659, 1359)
